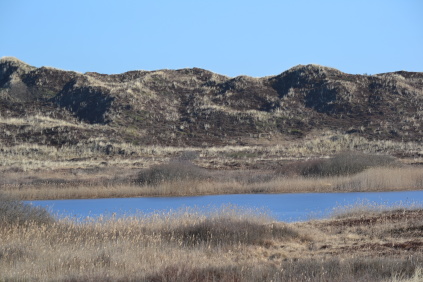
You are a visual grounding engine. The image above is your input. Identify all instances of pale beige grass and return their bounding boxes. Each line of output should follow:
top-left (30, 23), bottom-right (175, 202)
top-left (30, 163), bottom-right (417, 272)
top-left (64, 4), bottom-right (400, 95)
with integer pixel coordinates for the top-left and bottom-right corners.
top-left (2, 130), bottom-right (423, 171)
top-left (1, 206), bottom-right (422, 281)
top-left (3, 167), bottom-right (423, 200)
top-left (0, 220), bottom-right (238, 280)
top-left (0, 208), bottom-right (283, 281)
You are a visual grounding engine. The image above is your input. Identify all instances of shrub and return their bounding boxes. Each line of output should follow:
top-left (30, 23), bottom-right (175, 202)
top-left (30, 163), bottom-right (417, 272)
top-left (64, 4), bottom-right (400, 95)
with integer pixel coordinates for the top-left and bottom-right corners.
top-left (298, 152), bottom-right (395, 177)
top-left (0, 193), bottom-right (54, 226)
top-left (152, 206), bottom-right (301, 247)
top-left (136, 160), bottom-right (208, 186)
top-left (167, 217), bottom-right (299, 246)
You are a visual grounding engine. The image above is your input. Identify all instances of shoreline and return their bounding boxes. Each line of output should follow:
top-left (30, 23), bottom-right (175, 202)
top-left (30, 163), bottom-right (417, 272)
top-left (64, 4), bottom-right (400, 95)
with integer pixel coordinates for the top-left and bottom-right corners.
top-left (20, 187), bottom-right (423, 202)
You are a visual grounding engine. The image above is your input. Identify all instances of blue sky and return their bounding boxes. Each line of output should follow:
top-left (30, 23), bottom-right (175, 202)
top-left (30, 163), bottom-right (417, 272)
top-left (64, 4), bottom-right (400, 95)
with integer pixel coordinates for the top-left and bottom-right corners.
top-left (1, 0), bottom-right (422, 77)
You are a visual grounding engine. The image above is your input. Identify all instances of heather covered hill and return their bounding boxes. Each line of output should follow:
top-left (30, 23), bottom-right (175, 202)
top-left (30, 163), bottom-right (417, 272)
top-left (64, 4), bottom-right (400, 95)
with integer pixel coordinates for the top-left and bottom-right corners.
top-left (1, 57), bottom-right (423, 147)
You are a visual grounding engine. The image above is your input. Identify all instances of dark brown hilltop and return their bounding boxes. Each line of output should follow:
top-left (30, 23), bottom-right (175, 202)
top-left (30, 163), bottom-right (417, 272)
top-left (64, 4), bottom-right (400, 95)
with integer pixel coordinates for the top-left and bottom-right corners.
top-left (1, 57), bottom-right (422, 148)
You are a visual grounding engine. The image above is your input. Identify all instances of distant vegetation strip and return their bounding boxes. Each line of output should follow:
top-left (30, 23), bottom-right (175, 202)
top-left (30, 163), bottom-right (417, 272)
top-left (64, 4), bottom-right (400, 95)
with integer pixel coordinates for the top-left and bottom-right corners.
top-left (2, 153), bottom-right (423, 200)
top-left (1, 168), bottom-right (423, 200)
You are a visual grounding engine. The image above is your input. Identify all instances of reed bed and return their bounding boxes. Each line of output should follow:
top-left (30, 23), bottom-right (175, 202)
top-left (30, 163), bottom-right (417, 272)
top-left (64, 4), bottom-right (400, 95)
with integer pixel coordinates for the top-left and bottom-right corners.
top-left (1, 197), bottom-right (422, 281)
top-left (0, 204), bottom-right (299, 281)
top-left (2, 166), bottom-right (423, 200)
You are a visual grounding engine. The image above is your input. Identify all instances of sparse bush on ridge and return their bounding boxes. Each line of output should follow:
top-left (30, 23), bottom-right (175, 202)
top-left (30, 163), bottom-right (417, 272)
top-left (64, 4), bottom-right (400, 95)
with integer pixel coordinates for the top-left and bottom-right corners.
top-left (136, 160), bottom-right (208, 186)
top-left (136, 151), bottom-right (397, 188)
top-left (0, 192), bottom-right (54, 226)
top-left (296, 151), bottom-right (396, 177)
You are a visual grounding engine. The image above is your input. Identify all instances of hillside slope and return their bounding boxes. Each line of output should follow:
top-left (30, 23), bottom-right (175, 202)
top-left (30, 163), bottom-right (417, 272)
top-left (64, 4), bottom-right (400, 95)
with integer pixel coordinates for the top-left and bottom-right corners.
top-left (1, 57), bottom-right (422, 147)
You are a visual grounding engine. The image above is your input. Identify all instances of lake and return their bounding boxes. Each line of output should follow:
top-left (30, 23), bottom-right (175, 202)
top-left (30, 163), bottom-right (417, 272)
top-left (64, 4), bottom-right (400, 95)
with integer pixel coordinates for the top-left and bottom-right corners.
top-left (27, 190), bottom-right (423, 222)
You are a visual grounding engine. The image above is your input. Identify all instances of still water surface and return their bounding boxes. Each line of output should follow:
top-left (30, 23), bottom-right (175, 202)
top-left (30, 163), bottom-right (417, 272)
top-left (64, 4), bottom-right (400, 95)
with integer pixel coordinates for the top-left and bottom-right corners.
top-left (28, 190), bottom-right (423, 222)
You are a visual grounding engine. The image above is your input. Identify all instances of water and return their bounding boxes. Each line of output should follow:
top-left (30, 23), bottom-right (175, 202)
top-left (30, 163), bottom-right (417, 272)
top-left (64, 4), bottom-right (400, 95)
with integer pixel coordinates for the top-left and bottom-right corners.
top-left (27, 190), bottom-right (423, 222)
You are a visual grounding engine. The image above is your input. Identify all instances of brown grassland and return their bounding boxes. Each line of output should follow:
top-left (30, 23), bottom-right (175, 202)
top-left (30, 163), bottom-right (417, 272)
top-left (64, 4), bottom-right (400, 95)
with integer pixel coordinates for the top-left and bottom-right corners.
top-left (1, 136), bottom-right (423, 281)
top-left (1, 136), bottom-right (423, 200)
top-left (0, 197), bottom-right (422, 281)
top-left (2, 165), bottom-right (423, 200)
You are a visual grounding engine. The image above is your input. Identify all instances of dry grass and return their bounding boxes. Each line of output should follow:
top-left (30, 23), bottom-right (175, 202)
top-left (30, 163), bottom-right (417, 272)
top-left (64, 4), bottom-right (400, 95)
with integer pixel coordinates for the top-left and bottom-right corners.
top-left (0, 205), bottom-right (300, 281)
top-left (292, 151), bottom-right (396, 177)
top-left (1, 129), bottom-right (423, 171)
top-left (2, 165), bottom-right (423, 200)
top-left (1, 128), bottom-right (422, 199)
top-left (0, 200), bottom-right (422, 281)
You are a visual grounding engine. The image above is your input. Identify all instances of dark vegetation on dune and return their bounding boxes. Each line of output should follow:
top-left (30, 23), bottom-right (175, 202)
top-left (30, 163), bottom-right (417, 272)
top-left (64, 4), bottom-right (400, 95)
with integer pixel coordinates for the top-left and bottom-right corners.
top-left (1, 57), bottom-right (423, 148)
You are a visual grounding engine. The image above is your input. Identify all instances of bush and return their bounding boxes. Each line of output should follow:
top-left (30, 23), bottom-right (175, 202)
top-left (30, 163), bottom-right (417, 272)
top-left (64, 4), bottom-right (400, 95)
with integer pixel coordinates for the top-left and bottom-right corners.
top-left (298, 152), bottom-right (395, 177)
top-left (137, 160), bottom-right (208, 186)
top-left (167, 217), bottom-right (299, 246)
top-left (0, 193), bottom-right (54, 226)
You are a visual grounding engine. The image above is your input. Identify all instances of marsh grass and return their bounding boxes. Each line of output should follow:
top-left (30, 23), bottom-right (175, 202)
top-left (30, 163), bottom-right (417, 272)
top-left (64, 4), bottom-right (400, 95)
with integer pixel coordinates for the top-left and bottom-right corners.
top-left (274, 257), bottom-right (423, 282)
top-left (143, 258), bottom-right (423, 282)
top-left (0, 205), bottom-right (304, 280)
top-left (2, 166), bottom-right (423, 200)
top-left (156, 207), bottom-right (300, 247)
top-left (1, 201), bottom-right (423, 281)
top-left (330, 199), bottom-right (423, 219)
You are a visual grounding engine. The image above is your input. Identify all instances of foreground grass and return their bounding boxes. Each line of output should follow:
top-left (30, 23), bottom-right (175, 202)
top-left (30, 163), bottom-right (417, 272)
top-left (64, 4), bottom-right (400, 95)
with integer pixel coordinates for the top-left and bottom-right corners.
top-left (1, 199), bottom-right (422, 281)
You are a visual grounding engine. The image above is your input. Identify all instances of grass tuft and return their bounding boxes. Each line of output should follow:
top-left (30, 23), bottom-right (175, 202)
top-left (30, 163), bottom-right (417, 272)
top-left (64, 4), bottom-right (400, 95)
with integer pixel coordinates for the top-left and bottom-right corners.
top-left (166, 216), bottom-right (299, 246)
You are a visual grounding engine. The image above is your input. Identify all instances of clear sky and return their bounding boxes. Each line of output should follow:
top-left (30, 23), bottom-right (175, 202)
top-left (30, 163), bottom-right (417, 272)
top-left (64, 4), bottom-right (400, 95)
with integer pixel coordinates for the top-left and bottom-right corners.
top-left (1, 0), bottom-right (422, 77)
